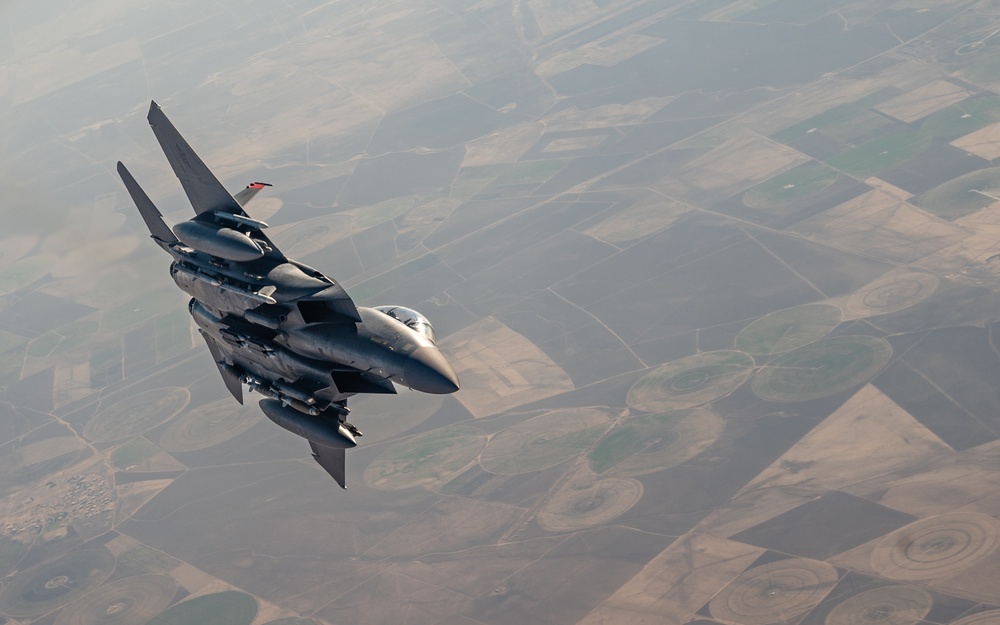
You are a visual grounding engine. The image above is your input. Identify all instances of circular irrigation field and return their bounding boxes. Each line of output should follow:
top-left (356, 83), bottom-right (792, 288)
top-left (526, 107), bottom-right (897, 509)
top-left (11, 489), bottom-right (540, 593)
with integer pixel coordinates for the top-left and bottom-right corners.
top-left (752, 336), bottom-right (891, 402)
top-left (920, 166), bottom-right (1000, 221)
top-left (709, 558), bottom-right (838, 625)
top-left (364, 426), bottom-right (487, 491)
top-left (588, 408), bottom-right (724, 477)
top-left (628, 350), bottom-right (755, 412)
top-left (480, 409), bottom-right (609, 475)
top-left (143, 591), bottom-right (258, 625)
top-left (159, 398), bottom-right (263, 453)
top-left (736, 303), bottom-right (842, 355)
top-left (845, 269), bottom-right (939, 319)
top-left (870, 513), bottom-right (1000, 581)
top-left (742, 164), bottom-right (840, 213)
top-left (0, 548), bottom-right (116, 618)
top-left (53, 574), bottom-right (177, 625)
top-left (824, 585), bottom-right (932, 625)
top-left (84, 387), bottom-right (190, 444)
top-left (536, 475), bottom-right (643, 532)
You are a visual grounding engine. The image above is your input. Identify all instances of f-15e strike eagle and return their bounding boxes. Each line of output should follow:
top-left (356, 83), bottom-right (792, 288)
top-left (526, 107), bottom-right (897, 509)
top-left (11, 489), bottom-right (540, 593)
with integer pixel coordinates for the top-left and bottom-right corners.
top-left (117, 102), bottom-right (460, 488)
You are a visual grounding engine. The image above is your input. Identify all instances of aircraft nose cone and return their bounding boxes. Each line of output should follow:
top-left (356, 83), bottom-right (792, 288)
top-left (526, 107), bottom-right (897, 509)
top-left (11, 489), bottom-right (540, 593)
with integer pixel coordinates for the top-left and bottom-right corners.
top-left (404, 347), bottom-right (460, 394)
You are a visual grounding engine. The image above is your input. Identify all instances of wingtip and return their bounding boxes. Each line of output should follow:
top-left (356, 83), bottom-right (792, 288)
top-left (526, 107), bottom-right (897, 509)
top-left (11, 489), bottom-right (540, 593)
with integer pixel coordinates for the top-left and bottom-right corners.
top-left (147, 100), bottom-right (162, 124)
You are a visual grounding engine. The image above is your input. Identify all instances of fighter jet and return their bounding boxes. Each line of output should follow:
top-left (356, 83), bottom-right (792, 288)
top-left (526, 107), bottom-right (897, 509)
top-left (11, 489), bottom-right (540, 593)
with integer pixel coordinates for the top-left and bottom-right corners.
top-left (117, 102), bottom-right (459, 488)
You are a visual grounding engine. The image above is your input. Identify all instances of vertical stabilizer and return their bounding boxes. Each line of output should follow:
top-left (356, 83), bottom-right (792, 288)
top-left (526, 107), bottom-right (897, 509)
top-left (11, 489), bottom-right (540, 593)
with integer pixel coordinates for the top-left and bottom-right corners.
top-left (117, 161), bottom-right (177, 248)
top-left (146, 101), bottom-right (244, 216)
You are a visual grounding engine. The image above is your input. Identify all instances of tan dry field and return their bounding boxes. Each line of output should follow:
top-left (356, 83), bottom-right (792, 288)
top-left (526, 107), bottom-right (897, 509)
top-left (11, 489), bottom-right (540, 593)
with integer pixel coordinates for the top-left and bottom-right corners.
top-left (791, 189), bottom-right (968, 265)
top-left (292, 32), bottom-right (469, 112)
top-left (116, 479), bottom-right (176, 521)
top-left (540, 96), bottom-right (675, 132)
top-left (951, 119), bottom-right (1000, 160)
top-left (657, 133), bottom-right (810, 203)
top-left (864, 176), bottom-right (915, 201)
top-left (364, 497), bottom-right (527, 559)
top-left (462, 122), bottom-right (546, 167)
top-left (541, 135), bottom-right (607, 153)
top-left (440, 316), bottom-right (574, 418)
top-left (389, 536), bottom-right (565, 598)
top-left (578, 533), bottom-right (763, 625)
top-left (52, 358), bottom-right (91, 406)
top-left (582, 194), bottom-right (693, 245)
top-left (690, 384), bottom-right (953, 541)
top-left (697, 58), bottom-right (941, 140)
top-left (845, 438), bottom-right (1000, 517)
top-left (525, 0), bottom-right (609, 39)
top-left (316, 569), bottom-right (474, 625)
top-left (916, 206), bottom-right (1000, 275)
top-left (874, 79), bottom-right (972, 122)
top-left (532, 31), bottom-right (660, 70)
top-left (741, 385), bottom-right (952, 495)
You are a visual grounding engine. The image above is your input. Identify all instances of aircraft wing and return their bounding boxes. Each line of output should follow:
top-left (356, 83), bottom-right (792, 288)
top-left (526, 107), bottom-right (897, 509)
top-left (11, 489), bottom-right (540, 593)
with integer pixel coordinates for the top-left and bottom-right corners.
top-left (309, 441), bottom-right (347, 488)
top-left (199, 330), bottom-right (244, 404)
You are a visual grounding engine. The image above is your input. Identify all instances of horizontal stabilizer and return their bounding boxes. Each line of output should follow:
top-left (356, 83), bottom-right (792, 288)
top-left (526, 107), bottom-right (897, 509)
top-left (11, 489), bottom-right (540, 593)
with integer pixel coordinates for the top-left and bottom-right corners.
top-left (310, 441), bottom-right (347, 488)
top-left (200, 330), bottom-right (243, 404)
top-left (234, 182), bottom-right (271, 207)
top-left (147, 101), bottom-right (244, 216)
top-left (117, 161), bottom-right (177, 246)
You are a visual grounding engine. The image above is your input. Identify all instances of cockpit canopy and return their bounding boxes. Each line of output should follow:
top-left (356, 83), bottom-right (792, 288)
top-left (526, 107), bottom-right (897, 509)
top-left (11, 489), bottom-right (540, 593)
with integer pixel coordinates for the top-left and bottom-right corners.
top-left (374, 306), bottom-right (436, 343)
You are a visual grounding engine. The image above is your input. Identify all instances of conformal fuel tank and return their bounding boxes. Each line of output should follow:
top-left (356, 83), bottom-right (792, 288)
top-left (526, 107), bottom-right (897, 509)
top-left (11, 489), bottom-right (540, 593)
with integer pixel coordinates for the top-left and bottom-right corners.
top-left (172, 219), bottom-right (264, 261)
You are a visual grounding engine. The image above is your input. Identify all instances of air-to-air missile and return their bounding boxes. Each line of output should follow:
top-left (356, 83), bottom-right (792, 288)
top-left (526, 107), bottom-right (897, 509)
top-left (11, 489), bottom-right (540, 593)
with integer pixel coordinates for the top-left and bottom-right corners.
top-left (117, 102), bottom-right (459, 488)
